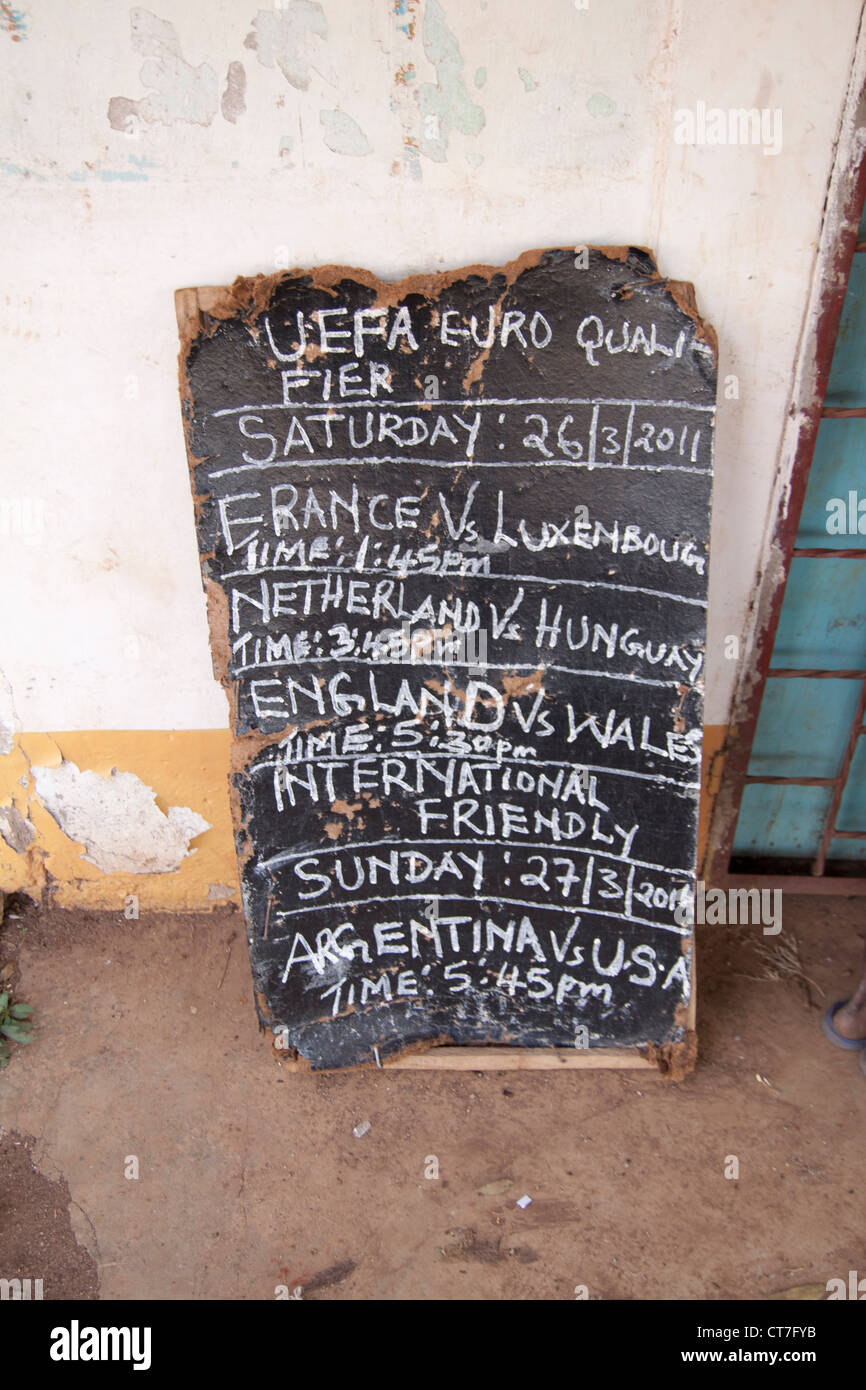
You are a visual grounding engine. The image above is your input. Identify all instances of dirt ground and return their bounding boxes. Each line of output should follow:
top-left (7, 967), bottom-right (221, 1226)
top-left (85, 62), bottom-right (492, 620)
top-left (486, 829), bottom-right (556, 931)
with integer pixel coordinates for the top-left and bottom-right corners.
top-left (0, 893), bottom-right (863, 1301)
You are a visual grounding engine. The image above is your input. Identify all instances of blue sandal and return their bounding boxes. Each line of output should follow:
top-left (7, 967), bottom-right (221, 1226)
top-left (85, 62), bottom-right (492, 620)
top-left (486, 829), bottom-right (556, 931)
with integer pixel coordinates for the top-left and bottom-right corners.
top-left (822, 1000), bottom-right (866, 1050)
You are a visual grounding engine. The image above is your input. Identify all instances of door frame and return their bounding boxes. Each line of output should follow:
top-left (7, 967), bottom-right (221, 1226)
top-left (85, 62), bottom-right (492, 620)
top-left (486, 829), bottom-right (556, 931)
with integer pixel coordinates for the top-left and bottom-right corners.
top-left (707, 27), bottom-right (866, 892)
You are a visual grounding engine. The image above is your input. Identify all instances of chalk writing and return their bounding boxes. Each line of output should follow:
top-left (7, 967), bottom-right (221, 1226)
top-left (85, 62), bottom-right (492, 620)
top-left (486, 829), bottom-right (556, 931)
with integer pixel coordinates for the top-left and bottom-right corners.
top-left (179, 247), bottom-right (715, 1068)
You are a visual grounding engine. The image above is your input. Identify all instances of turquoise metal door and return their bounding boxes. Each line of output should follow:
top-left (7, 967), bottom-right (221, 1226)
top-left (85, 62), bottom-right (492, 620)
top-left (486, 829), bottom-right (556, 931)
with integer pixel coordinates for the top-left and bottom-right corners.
top-left (732, 203), bottom-right (866, 878)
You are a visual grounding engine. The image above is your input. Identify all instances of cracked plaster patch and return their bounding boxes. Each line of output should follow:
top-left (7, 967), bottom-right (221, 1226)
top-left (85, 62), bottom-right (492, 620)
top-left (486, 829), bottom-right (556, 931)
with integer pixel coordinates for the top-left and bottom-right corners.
top-left (31, 761), bottom-right (210, 875)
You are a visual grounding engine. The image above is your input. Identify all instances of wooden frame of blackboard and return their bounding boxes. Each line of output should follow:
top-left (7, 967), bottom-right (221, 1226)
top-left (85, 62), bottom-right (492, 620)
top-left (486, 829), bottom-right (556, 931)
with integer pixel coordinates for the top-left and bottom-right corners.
top-left (176, 266), bottom-right (703, 1080)
top-left (277, 1047), bottom-right (659, 1072)
top-left (706, 54), bottom-right (866, 895)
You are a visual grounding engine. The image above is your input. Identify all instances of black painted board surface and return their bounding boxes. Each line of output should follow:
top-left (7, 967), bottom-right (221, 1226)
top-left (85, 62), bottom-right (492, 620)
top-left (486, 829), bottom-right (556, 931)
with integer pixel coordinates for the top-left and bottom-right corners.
top-left (178, 247), bottom-right (716, 1069)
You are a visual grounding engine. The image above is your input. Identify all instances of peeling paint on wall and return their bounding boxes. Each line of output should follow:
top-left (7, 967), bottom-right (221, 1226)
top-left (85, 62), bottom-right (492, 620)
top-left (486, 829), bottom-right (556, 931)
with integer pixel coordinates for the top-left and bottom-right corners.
top-left (96, 0), bottom-right (484, 176)
top-left (244, 1), bottom-right (328, 91)
top-left (416, 0), bottom-right (485, 162)
top-left (220, 60), bottom-right (247, 124)
top-left (31, 761), bottom-right (210, 875)
top-left (393, 0), bottom-right (420, 42)
top-left (0, 730), bottom-right (237, 911)
top-left (390, 0), bottom-right (484, 177)
top-left (68, 154), bottom-right (157, 183)
top-left (0, 156), bottom-right (43, 180)
top-left (0, 804), bottom-right (35, 852)
top-left (587, 91), bottom-right (617, 118)
top-left (206, 882), bottom-right (235, 901)
top-left (0, 2), bottom-right (26, 42)
top-left (320, 108), bottom-right (372, 156)
top-left (0, 674), bottom-right (19, 756)
top-left (107, 8), bottom-right (219, 133)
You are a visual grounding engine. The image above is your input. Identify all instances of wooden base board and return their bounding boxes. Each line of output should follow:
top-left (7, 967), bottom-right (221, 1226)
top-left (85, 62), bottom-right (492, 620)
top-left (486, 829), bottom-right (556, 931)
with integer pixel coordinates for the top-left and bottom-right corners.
top-left (275, 1045), bottom-right (663, 1073)
top-left (375, 1046), bottom-right (659, 1071)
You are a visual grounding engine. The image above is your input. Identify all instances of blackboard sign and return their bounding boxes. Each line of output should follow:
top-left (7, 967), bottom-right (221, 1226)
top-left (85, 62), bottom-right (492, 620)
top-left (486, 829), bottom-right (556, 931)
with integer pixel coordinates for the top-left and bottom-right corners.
top-left (177, 247), bottom-right (716, 1070)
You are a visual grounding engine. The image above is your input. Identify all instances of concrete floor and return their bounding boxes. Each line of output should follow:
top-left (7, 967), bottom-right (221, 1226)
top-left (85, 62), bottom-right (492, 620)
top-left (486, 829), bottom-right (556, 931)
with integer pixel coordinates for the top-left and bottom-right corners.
top-left (0, 894), bottom-right (863, 1300)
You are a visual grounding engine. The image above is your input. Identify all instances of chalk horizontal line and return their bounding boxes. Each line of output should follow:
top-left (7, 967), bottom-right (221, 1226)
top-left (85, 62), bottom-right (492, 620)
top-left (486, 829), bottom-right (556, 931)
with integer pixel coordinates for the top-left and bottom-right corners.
top-left (209, 457), bottom-right (713, 478)
top-left (267, 892), bottom-right (691, 937)
top-left (211, 397), bottom-right (717, 418)
top-left (256, 835), bottom-right (694, 878)
top-left (234, 655), bottom-right (698, 689)
top-left (221, 563), bottom-right (708, 607)
top-left (254, 753), bottom-right (701, 791)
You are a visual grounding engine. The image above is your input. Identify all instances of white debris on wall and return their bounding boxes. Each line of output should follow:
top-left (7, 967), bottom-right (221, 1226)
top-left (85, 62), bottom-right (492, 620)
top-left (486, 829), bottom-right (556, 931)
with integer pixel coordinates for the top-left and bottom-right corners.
top-left (0, 805), bottom-right (37, 854)
top-left (31, 762), bottom-right (210, 874)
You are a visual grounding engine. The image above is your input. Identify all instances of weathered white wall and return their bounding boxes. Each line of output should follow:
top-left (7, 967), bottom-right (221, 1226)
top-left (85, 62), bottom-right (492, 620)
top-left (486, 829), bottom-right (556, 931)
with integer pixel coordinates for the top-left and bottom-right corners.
top-left (1, 0), bottom-right (863, 733)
